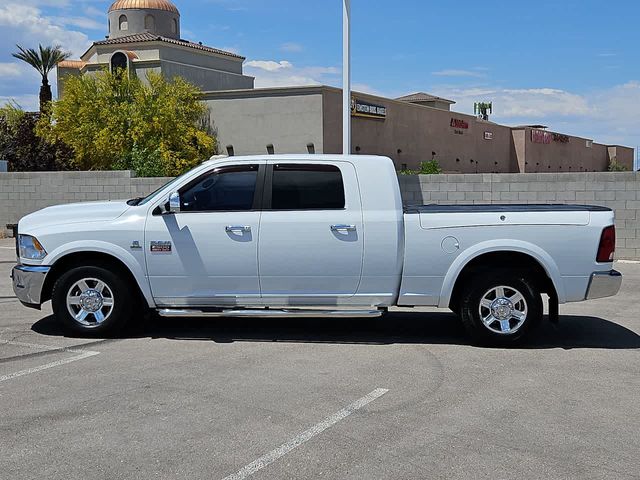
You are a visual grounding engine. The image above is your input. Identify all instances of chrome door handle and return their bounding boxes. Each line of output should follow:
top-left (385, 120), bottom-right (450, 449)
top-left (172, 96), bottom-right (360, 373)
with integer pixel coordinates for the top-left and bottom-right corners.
top-left (225, 225), bottom-right (251, 233)
top-left (331, 224), bottom-right (356, 231)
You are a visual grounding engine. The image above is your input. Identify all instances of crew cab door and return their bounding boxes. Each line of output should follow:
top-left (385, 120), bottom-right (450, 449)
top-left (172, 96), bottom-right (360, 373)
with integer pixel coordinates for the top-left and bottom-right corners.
top-left (258, 161), bottom-right (364, 304)
top-left (145, 163), bottom-right (265, 307)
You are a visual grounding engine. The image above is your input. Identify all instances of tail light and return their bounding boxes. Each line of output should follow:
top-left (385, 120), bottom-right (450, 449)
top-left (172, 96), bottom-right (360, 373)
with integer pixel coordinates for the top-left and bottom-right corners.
top-left (597, 226), bottom-right (616, 263)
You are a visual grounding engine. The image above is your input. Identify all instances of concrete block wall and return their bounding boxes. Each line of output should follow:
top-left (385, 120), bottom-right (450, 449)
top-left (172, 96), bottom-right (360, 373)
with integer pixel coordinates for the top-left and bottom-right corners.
top-left (399, 171), bottom-right (640, 260)
top-left (1, 170), bottom-right (639, 259)
top-left (0, 171), bottom-right (170, 236)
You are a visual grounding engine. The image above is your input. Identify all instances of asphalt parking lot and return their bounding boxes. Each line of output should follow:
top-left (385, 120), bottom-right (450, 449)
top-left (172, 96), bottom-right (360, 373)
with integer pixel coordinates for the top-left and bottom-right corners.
top-left (0, 237), bottom-right (639, 480)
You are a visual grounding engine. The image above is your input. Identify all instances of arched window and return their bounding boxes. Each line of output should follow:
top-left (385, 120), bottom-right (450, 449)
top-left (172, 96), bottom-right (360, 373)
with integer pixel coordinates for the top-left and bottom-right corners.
top-left (110, 52), bottom-right (128, 76)
top-left (119, 15), bottom-right (128, 31)
top-left (144, 14), bottom-right (155, 31)
top-left (171, 18), bottom-right (178, 34)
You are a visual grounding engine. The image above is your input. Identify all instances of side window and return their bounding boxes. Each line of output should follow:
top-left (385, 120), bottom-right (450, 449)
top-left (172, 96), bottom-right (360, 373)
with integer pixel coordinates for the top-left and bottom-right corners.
top-left (271, 164), bottom-right (345, 210)
top-left (180, 165), bottom-right (258, 212)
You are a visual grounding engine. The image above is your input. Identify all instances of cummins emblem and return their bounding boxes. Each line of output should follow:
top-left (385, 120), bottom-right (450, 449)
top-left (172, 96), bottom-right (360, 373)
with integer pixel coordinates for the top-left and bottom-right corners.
top-left (150, 241), bottom-right (172, 253)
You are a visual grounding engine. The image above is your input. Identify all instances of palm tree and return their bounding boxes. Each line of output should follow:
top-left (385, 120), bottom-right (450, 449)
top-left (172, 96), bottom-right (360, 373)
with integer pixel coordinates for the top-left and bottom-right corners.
top-left (12, 44), bottom-right (71, 112)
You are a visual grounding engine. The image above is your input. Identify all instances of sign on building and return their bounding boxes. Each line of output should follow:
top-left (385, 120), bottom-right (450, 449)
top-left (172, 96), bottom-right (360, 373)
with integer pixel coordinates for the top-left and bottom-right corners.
top-left (351, 97), bottom-right (387, 119)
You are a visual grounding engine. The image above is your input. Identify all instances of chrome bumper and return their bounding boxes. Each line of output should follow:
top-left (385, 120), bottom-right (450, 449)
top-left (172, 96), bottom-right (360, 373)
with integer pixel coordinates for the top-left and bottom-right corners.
top-left (11, 264), bottom-right (51, 308)
top-left (585, 270), bottom-right (622, 300)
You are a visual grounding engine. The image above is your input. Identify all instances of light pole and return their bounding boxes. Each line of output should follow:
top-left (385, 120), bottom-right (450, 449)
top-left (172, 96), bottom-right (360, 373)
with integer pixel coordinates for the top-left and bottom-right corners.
top-left (343, 0), bottom-right (351, 155)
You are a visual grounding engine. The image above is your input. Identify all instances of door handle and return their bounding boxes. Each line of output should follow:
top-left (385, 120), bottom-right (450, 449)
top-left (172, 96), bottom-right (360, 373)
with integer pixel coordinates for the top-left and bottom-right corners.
top-left (331, 224), bottom-right (356, 232)
top-left (225, 225), bottom-right (251, 233)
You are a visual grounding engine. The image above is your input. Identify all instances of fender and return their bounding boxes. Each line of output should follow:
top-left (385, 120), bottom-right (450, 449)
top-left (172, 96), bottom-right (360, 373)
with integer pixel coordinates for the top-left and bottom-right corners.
top-left (44, 240), bottom-right (155, 308)
top-left (437, 239), bottom-right (566, 308)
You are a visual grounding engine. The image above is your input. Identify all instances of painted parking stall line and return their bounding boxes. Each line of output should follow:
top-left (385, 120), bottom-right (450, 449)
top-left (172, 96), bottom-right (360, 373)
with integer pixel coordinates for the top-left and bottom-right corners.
top-left (0, 338), bottom-right (100, 383)
top-left (222, 388), bottom-right (389, 480)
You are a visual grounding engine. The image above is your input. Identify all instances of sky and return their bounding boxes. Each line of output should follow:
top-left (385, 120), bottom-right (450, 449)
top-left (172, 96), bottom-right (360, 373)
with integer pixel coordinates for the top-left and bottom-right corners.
top-left (1, 0), bottom-right (639, 152)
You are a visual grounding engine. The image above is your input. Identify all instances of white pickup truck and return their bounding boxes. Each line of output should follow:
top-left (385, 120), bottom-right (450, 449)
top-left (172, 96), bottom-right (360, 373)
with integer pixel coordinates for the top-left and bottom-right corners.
top-left (12, 155), bottom-right (621, 345)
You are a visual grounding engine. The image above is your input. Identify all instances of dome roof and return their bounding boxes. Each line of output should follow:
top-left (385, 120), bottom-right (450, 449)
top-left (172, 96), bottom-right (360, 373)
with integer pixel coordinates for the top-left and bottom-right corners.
top-left (108, 0), bottom-right (179, 14)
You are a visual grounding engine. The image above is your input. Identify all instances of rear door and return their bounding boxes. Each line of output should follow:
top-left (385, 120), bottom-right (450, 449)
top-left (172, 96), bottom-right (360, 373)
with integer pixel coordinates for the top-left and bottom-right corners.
top-left (258, 161), bottom-right (364, 304)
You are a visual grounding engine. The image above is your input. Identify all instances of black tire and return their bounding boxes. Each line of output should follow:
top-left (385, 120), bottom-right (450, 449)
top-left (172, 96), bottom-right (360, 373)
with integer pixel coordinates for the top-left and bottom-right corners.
top-left (460, 269), bottom-right (542, 346)
top-left (51, 265), bottom-right (136, 336)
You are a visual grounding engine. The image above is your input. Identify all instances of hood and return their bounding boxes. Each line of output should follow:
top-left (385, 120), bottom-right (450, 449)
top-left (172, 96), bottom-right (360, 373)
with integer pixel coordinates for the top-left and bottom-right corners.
top-left (19, 200), bottom-right (131, 233)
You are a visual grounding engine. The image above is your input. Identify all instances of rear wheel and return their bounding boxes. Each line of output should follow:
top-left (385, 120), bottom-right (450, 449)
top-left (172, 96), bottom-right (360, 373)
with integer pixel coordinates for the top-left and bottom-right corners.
top-left (52, 265), bottom-right (135, 336)
top-left (460, 269), bottom-right (542, 346)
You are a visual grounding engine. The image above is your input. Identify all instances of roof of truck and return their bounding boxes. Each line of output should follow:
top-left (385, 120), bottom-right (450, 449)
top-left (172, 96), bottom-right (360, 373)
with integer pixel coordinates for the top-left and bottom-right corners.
top-left (205, 154), bottom-right (393, 166)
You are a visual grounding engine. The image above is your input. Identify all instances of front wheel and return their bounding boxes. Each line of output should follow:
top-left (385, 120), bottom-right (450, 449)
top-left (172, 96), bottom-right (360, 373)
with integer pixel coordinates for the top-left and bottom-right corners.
top-left (51, 265), bottom-right (135, 336)
top-left (460, 269), bottom-right (542, 346)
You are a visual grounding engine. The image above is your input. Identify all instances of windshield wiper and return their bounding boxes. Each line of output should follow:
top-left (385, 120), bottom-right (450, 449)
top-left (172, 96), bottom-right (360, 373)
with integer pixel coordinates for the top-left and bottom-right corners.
top-left (127, 197), bottom-right (143, 206)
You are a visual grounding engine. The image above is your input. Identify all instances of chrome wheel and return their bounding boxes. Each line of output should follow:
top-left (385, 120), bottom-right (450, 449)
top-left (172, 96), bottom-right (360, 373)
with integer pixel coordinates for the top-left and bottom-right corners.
top-left (478, 285), bottom-right (528, 335)
top-left (66, 278), bottom-right (114, 327)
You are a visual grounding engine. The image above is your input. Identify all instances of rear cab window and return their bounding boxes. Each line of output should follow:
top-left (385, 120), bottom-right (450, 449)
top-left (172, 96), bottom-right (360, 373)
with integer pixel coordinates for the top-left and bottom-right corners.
top-left (268, 164), bottom-right (345, 210)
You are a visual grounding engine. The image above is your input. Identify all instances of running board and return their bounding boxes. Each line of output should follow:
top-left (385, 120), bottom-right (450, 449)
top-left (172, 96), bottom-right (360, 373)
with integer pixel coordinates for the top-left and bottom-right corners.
top-left (157, 308), bottom-right (383, 319)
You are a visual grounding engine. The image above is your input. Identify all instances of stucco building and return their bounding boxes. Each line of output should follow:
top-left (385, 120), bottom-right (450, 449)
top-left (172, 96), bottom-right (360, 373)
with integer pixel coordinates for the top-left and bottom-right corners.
top-left (57, 0), bottom-right (634, 173)
top-left (57, 0), bottom-right (253, 97)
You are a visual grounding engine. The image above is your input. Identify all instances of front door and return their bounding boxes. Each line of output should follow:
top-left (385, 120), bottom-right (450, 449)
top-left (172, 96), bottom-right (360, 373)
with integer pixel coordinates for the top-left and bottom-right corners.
top-left (258, 161), bottom-right (364, 305)
top-left (145, 163), bottom-right (264, 307)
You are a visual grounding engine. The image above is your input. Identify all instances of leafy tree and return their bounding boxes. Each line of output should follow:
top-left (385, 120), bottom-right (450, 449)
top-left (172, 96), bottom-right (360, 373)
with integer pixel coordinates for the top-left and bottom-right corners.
top-left (398, 159), bottom-right (443, 175)
top-left (12, 44), bottom-right (70, 112)
top-left (608, 157), bottom-right (627, 172)
top-left (0, 102), bottom-right (74, 172)
top-left (37, 71), bottom-right (216, 176)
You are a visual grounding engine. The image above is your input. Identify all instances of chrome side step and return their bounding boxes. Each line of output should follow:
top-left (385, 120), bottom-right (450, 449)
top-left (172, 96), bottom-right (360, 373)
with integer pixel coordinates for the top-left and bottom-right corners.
top-left (157, 308), bottom-right (383, 319)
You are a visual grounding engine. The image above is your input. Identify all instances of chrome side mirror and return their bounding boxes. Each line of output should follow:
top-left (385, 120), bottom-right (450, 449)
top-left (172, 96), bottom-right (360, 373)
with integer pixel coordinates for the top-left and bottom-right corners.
top-left (167, 191), bottom-right (181, 214)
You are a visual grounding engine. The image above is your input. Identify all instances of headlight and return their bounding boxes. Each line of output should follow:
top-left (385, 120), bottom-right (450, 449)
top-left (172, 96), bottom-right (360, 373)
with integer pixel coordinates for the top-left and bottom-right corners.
top-left (18, 235), bottom-right (47, 260)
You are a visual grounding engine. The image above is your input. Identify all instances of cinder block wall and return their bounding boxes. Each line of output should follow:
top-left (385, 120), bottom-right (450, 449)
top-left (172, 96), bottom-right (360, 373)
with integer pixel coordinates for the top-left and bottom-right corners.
top-left (1, 170), bottom-right (639, 259)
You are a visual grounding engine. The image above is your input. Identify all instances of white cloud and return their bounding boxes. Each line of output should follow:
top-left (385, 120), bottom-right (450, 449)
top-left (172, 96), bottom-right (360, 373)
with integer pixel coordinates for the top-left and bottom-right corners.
top-left (0, 3), bottom-right (92, 57)
top-left (432, 69), bottom-right (487, 78)
top-left (0, 93), bottom-right (39, 111)
top-left (51, 15), bottom-right (103, 30)
top-left (244, 59), bottom-right (340, 88)
top-left (0, 63), bottom-right (22, 78)
top-left (245, 60), bottom-right (293, 72)
top-left (281, 42), bottom-right (303, 53)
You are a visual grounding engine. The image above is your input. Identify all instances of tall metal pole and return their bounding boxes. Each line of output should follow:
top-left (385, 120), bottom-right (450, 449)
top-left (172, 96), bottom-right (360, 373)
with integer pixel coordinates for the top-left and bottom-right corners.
top-left (343, 0), bottom-right (351, 155)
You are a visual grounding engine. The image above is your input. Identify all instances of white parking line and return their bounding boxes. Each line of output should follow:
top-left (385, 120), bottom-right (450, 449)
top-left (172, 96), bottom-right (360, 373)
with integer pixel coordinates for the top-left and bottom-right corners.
top-left (222, 387), bottom-right (389, 480)
top-left (0, 338), bottom-right (100, 383)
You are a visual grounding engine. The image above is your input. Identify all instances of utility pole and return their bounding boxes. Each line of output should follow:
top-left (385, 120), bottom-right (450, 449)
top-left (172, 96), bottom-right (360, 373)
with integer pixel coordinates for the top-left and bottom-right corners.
top-left (343, 0), bottom-right (351, 155)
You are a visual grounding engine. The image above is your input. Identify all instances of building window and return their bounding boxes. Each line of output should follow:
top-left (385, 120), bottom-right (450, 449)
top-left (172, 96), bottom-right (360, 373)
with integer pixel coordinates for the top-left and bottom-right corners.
top-left (307, 143), bottom-right (315, 154)
top-left (119, 15), bottom-right (128, 31)
top-left (266, 144), bottom-right (275, 155)
top-left (172, 18), bottom-right (178, 34)
top-left (270, 164), bottom-right (345, 210)
top-left (145, 14), bottom-right (155, 31)
top-left (226, 145), bottom-right (235, 156)
top-left (110, 52), bottom-right (128, 75)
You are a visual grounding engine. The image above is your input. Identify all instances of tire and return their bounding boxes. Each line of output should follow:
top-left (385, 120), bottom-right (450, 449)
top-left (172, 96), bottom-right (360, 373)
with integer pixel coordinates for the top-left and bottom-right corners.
top-left (459, 269), bottom-right (542, 346)
top-left (51, 265), bottom-right (136, 336)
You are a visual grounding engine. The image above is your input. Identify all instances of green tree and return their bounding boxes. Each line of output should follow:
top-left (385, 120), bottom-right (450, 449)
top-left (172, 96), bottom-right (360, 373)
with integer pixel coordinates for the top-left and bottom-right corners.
top-left (0, 102), bottom-right (74, 172)
top-left (37, 71), bottom-right (216, 176)
top-left (12, 44), bottom-right (70, 112)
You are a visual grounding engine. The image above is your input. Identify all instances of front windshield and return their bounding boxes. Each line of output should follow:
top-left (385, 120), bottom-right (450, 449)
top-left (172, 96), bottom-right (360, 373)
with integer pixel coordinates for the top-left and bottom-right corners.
top-left (135, 170), bottom-right (193, 206)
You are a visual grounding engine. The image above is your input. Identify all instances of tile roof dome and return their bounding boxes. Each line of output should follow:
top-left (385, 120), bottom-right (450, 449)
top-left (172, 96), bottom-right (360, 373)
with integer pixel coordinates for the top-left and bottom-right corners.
top-left (108, 0), bottom-right (179, 14)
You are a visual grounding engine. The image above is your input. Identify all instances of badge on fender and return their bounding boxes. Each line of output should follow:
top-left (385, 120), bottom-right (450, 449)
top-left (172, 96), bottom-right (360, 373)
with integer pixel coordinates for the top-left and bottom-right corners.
top-left (150, 241), bottom-right (172, 253)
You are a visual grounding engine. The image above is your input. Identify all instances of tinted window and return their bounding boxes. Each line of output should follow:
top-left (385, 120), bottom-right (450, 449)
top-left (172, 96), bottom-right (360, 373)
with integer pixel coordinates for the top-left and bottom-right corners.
top-left (181, 165), bottom-right (258, 212)
top-left (271, 164), bottom-right (345, 210)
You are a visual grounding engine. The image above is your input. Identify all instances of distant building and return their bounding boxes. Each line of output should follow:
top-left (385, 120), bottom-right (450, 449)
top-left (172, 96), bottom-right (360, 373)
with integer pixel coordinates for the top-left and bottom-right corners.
top-left (57, 1), bottom-right (634, 173)
top-left (57, 0), bottom-right (253, 97)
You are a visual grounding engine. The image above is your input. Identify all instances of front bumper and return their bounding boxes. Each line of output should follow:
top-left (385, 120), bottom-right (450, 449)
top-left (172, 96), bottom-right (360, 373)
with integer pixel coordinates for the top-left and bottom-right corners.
top-left (11, 264), bottom-right (51, 308)
top-left (585, 270), bottom-right (622, 300)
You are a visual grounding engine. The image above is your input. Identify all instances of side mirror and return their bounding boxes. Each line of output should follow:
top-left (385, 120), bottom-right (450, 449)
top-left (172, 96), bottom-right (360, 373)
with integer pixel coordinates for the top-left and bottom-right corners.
top-left (166, 191), bottom-right (181, 214)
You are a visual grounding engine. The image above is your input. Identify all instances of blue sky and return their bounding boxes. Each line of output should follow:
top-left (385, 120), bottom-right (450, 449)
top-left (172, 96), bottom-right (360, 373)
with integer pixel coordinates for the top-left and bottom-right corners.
top-left (1, 0), bottom-right (639, 151)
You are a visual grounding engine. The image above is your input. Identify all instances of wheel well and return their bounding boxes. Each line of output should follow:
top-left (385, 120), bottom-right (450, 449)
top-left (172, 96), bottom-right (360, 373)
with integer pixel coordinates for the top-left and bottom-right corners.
top-left (41, 251), bottom-right (145, 306)
top-left (449, 251), bottom-right (557, 310)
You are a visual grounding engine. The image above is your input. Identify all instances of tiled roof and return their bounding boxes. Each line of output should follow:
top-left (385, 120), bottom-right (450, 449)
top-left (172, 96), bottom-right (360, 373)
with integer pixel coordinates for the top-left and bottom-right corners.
top-left (57, 60), bottom-right (87, 69)
top-left (93, 32), bottom-right (245, 60)
top-left (396, 92), bottom-right (455, 104)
